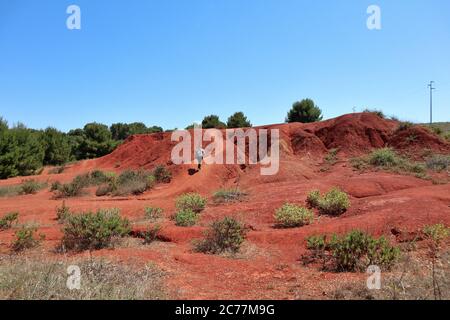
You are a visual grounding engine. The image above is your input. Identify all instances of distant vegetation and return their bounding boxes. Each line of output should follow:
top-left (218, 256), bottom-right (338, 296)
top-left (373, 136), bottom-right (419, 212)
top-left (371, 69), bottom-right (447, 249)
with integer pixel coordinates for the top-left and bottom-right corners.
top-left (286, 99), bottom-right (323, 123)
top-left (0, 116), bottom-right (163, 180)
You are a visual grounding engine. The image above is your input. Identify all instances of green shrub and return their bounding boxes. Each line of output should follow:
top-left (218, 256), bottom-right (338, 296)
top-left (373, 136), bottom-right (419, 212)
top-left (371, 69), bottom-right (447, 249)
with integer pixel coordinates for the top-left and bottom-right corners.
top-left (396, 121), bottom-right (414, 132)
top-left (19, 179), bottom-right (45, 195)
top-left (306, 190), bottom-right (321, 208)
top-left (11, 225), bottom-right (43, 252)
top-left (213, 188), bottom-right (247, 204)
top-left (49, 166), bottom-right (66, 174)
top-left (306, 231), bottom-right (400, 272)
top-left (0, 185), bottom-right (20, 198)
top-left (145, 207), bottom-right (164, 221)
top-left (274, 203), bottom-right (314, 228)
top-left (314, 188), bottom-right (350, 216)
top-left (61, 208), bottom-right (130, 252)
top-left (56, 201), bottom-right (71, 223)
top-left (176, 193), bottom-right (207, 213)
top-left (50, 181), bottom-right (62, 192)
top-left (174, 209), bottom-right (198, 227)
top-left (0, 212), bottom-right (19, 230)
top-left (95, 184), bottom-right (114, 197)
top-left (153, 165), bottom-right (172, 183)
top-left (286, 99), bottom-right (323, 123)
top-left (423, 224), bottom-right (449, 244)
top-left (195, 217), bottom-right (246, 254)
top-left (329, 231), bottom-right (400, 271)
top-left (325, 148), bottom-right (339, 165)
top-left (113, 170), bottom-right (155, 196)
top-left (368, 148), bottom-right (399, 167)
top-left (363, 109), bottom-right (385, 119)
top-left (444, 132), bottom-right (450, 142)
top-left (426, 155), bottom-right (450, 172)
top-left (54, 179), bottom-right (86, 198)
top-left (142, 225), bottom-right (162, 245)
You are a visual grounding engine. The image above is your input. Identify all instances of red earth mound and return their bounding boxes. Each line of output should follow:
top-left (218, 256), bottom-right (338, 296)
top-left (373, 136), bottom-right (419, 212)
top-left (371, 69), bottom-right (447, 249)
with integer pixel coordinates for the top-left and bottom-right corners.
top-left (1, 113), bottom-right (449, 299)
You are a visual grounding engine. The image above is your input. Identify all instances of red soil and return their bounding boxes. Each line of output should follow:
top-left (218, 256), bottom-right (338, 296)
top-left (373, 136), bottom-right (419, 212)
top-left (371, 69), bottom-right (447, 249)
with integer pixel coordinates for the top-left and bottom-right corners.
top-left (1, 113), bottom-right (449, 299)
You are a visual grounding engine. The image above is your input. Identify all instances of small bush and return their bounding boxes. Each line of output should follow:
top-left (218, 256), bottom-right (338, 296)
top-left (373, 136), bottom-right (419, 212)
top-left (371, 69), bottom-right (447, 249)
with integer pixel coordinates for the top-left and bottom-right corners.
top-left (325, 148), bottom-right (339, 165)
top-left (153, 165), bottom-right (172, 183)
top-left (306, 190), bottom-right (321, 208)
top-left (0, 212), bottom-right (19, 230)
top-left (274, 203), bottom-right (314, 228)
top-left (312, 188), bottom-right (350, 216)
top-left (54, 179), bottom-right (86, 198)
top-left (0, 185), bottom-right (20, 198)
top-left (56, 201), bottom-right (71, 223)
top-left (423, 224), bottom-right (449, 244)
top-left (95, 184), bottom-right (114, 197)
top-left (396, 121), bottom-right (414, 132)
top-left (175, 193), bottom-right (207, 213)
top-left (145, 207), bottom-right (164, 221)
top-left (363, 109), bottom-right (385, 119)
top-left (113, 170), bottom-right (155, 196)
top-left (368, 148), bottom-right (399, 167)
top-left (50, 181), bottom-right (62, 192)
top-left (213, 188), bottom-right (247, 204)
top-left (61, 208), bottom-right (130, 252)
top-left (11, 225), bottom-right (43, 252)
top-left (19, 179), bottom-right (45, 195)
top-left (142, 225), bottom-right (162, 245)
top-left (195, 217), bottom-right (246, 254)
top-left (174, 209), bottom-right (198, 227)
top-left (49, 166), bottom-right (65, 174)
top-left (305, 230), bottom-right (400, 272)
top-left (426, 155), bottom-right (450, 172)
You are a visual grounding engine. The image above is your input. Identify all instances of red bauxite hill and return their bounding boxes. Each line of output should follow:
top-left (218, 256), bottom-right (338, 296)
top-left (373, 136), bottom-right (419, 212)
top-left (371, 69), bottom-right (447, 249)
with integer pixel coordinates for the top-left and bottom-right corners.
top-left (1, 113), bottom-right (449, 299)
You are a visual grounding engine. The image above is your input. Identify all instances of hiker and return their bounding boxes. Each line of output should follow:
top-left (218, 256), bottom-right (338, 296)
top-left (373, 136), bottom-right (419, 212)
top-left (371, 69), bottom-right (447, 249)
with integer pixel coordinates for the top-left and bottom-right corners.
top-left (195, 147), bottom-right (205, 170)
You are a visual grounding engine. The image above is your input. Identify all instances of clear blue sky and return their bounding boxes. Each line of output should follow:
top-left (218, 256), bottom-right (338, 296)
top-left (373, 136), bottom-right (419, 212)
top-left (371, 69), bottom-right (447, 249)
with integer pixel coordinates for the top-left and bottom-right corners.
top-left (1, 0), bottom-right (449, 132)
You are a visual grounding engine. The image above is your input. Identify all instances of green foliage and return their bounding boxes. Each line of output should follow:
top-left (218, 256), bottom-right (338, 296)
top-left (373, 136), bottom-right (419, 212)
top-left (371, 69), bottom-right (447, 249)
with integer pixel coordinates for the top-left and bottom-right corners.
top-left (110, 122), bottom-right (163, 140)
top-left (353, 148), bottom-right (426, 176)
top-left (176, 193), bottom-right (207, 213)
top-left (11, 225), bottom-right (43, 252)
top-left (141, 225), bottom-right (162, 245)
top-left (325, 148), bottom-right (339, 165)
top-left (423, 224), bottom-right (449, 244)
top-left (0, 212), bottom-right (19, 230)
top-left (19, 179), bottom-right (45, 195)
top-left (426, 155), bottom-right (450, 172)
top-left (213, 188), bottom-right (247, 204)
top-left (56, 201), bottom-right (71, 223)
top-left (174, 209), bottom-right (198, 227)
top-left (306, 231), bottom-right (400, 272)
top-left (363, 109), bottom-right (386, 119)
top-left (41, 127), bottom-right (71, 165)
top-left (145, 207), bottom-right (164, 221)
top-left (286, 99), bottom-right (323, 123)
top-left (95, 170), bottom-right (156, 197)
top-left (308, 188), bottom-right (350, 216)
top-left (227, 112), bottom-right (252, 128)
top-left (201, 115), bottom-right (227, 129)
top-left (274, 203), bottom-right (314, 228)
top-left (61, 208), bottom-right (130, 252)
top-left (0, 185), bottom-right (20, 198)
top-left (153, 165), bottom-right (172, 183)
top-left (194, 217), bottom-right (246, 254)
top-left (306, 190), bottom-right (321, 208)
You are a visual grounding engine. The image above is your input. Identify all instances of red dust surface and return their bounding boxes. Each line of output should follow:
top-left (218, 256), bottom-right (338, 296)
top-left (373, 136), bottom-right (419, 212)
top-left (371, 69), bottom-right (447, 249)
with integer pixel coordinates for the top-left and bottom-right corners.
top-left (1, 113), bottom-right (449, 299)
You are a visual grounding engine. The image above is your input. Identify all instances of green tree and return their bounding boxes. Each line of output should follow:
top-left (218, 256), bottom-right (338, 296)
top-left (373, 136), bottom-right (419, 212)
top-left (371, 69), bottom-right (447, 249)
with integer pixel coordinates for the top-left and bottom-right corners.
top-left (42, 127), bottom-right (71, 165)
top-left (227, 112), bottom-right (252, 128)
top-left (202, 115), bottom-right (227, 129)
top-left (10, 126), bottom-right (45, 176)
top-left (110, 123), bottom-right (130, 140)
top-left (0, 129), bottom-right (19, 179)
top-left (286, 99), bottom-right (323, 123)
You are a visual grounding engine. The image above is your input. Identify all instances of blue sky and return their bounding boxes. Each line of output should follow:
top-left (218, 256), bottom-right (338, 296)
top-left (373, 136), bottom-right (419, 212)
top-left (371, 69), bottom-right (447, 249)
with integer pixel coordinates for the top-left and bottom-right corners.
top-left (0, 0), bottom-right (449, 131)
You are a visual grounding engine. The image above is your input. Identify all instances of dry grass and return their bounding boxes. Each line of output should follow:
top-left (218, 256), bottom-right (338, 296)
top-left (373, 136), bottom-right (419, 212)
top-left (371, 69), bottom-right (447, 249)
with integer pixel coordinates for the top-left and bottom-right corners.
top-left (0, 256), bottom-right (166, 300)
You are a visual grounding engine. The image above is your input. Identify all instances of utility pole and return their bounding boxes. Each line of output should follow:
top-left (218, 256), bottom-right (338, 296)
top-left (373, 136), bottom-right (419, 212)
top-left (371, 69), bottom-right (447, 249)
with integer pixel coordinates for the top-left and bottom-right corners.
top-left (428, 81), bottom-right (435, 125)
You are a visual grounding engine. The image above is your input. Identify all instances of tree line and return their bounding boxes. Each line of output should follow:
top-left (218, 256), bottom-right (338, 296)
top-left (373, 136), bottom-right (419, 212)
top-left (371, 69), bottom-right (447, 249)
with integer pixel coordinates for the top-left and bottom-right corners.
top-left (0, 99), bottom-right (323, 179)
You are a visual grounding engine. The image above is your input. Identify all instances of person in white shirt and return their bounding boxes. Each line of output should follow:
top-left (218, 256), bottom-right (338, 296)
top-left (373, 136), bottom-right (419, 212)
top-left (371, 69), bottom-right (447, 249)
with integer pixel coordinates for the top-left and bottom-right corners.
top-left (195, 148), bottom-right (206, 170)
